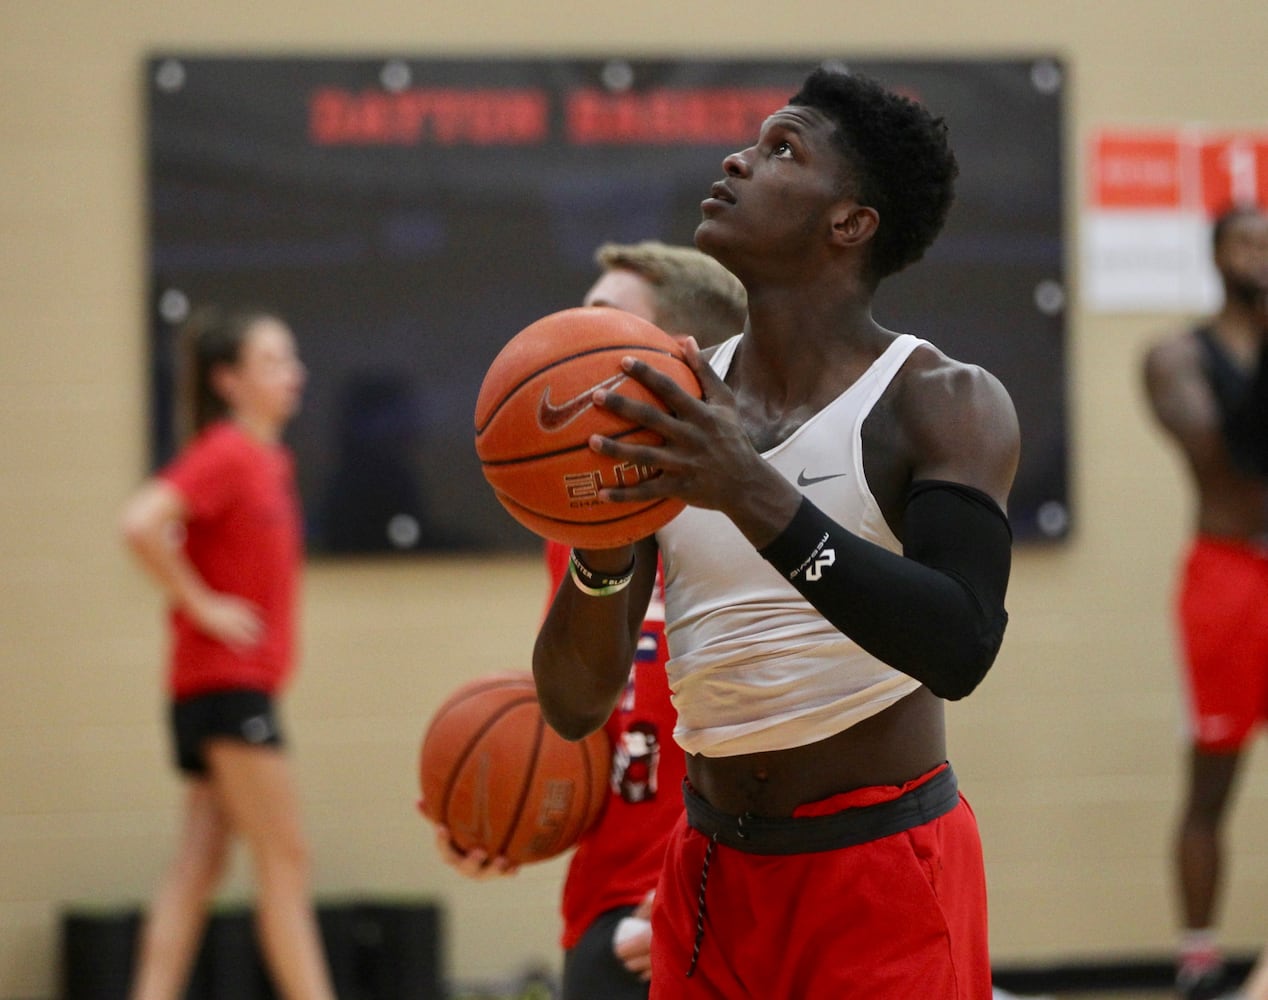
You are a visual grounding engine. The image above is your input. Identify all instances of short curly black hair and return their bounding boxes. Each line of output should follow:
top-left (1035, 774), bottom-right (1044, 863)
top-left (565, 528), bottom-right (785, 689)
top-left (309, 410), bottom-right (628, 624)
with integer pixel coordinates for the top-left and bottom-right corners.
top-left (790, 66), bottom-right (958, 282)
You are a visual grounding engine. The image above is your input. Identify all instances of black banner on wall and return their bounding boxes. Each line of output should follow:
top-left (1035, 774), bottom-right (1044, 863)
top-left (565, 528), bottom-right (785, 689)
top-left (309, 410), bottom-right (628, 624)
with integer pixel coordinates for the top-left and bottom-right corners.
top-left (147, 55), bottom-right (1068, 553)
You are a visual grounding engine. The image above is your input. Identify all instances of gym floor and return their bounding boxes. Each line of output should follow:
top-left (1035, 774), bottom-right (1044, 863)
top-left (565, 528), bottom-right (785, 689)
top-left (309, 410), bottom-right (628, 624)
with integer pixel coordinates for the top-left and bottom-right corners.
top-left (994, 957), bottom-right (1257, 1000)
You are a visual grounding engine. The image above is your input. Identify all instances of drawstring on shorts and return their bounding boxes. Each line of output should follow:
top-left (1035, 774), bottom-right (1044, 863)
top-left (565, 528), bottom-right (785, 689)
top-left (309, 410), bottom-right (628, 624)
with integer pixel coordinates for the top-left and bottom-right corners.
top-left (686, 832), bottom-right (718, 977)
top-left (687, 814), bottom-right (747, 977)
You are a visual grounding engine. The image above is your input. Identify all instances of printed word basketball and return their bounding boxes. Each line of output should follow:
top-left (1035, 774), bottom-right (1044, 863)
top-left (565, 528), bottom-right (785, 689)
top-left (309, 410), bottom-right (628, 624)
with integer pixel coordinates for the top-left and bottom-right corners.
top-left (419, 671), bottom-right (610, 866)
top-left (474, 306), bottom-right (703, 548)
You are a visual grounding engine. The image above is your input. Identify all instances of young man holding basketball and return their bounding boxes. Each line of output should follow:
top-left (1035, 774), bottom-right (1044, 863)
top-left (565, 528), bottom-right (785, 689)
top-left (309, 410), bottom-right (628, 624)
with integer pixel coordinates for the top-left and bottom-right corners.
top-left (533, 66), bottom-right (1018, 998)
top-left (432, 241), bottom-right (746, 1000)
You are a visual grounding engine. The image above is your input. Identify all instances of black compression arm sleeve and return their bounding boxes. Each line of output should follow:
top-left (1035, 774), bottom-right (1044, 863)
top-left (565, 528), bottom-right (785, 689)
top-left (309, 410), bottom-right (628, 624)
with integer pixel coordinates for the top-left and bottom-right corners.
top-left (757, 480), bottom-right (1012, 700)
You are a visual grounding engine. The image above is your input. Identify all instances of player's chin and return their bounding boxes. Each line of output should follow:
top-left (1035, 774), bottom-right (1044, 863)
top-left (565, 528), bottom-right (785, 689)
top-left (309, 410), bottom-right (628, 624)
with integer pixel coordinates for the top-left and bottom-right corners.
top-left (693, 217), bottom-right (736, 264)
top-left (695, 215), bottom-right (723, 243)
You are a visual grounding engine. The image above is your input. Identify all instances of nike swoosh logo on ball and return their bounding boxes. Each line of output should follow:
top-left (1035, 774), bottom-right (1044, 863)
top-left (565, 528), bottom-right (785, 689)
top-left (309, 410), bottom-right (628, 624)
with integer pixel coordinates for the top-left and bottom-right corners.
top-left (537, 373), bottom-right (628, 431)
top-left (796, 469), bottom-right (848, 487)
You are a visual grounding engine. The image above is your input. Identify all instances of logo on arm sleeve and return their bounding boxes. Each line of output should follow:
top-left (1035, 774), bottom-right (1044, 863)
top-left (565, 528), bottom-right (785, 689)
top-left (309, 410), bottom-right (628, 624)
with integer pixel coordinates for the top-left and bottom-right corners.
top-left (804, 548), bottom-right (836, 581)
top-left (789, 531), bottom-right (835, 582)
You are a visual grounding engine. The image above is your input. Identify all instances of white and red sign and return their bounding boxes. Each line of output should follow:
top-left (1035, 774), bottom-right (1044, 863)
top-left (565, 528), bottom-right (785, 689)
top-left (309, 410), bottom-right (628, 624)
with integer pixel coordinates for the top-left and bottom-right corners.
top-left (1083, 129), bottom-right (1268, 312)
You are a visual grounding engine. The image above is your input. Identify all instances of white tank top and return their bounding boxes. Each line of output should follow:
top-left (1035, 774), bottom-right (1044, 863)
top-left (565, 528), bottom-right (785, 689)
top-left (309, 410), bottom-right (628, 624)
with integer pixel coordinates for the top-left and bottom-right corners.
top-left (656, 333), bottom-right (926, 757)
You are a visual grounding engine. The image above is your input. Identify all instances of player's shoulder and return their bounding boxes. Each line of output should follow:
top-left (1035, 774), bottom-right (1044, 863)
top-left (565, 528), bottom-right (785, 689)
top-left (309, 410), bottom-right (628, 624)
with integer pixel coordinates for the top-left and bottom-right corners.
top-left (191, 419), bottom-right (244, 449)
top-left (178, 421), bottom-right (258, 474)
top-left (1143, 324), bottom-right (1204, 379)
top-left (888, 340), bottom-right (1019, 476)
top-left (900, 339), bottom-right (1014, 417)
top-left (883, 339), bottom-right (1017, 494)
top-left (1147, 321), bottom-right (1205, 358)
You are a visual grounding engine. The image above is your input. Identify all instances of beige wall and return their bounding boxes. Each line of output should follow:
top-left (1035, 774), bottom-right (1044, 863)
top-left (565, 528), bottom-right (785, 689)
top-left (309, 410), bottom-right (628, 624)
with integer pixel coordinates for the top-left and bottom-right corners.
top-left (3, 1), bottom-right (1267, 996)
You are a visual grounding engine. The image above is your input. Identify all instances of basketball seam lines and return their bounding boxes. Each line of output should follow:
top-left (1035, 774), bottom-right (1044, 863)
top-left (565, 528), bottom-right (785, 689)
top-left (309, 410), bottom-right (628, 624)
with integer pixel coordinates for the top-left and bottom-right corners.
top-left (479, 424), bottom-right (664, 467)
top-left (496, 709), bottom-right (546, 859)
top-left (495, 490), bottom-right (675, 527)
top-left (440, 695), bottom-right (537, 826)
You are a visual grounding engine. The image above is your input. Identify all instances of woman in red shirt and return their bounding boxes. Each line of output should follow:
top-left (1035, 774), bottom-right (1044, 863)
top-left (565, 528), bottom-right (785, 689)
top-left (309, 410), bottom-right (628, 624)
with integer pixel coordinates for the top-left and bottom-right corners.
top-left (121, 307), bottom-right (334, 1000)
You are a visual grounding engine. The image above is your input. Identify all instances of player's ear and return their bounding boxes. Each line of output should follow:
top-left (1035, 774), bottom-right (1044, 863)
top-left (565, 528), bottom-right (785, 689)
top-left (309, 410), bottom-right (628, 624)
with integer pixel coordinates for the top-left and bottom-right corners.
top-left (830, 204), bottom-right (879, 249)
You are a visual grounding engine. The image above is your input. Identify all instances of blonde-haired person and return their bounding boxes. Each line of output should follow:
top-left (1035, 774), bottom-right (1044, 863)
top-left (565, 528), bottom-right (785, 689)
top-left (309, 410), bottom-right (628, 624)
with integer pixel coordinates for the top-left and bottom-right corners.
top-left (593, 239), bottom-right (749, 349)
top-left (121, 307), bottom-right (335, 1000)
top-left (429, 241), bottom-right (745, 1000)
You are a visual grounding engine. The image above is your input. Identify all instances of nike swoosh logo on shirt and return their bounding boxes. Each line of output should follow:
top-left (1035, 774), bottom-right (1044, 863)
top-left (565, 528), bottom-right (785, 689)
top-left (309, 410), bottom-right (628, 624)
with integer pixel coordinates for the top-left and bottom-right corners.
top-left (796, 469), bottom-right (848, 487)
top-left (536, 373), bottom-right (629, 431)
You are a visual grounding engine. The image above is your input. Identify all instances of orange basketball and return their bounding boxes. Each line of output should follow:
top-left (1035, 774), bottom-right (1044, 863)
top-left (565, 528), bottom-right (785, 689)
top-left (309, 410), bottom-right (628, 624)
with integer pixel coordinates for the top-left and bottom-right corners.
top-left (473, 306), bottom-right (702, 548)
top-left (418, 672), bottom-right (610, 866)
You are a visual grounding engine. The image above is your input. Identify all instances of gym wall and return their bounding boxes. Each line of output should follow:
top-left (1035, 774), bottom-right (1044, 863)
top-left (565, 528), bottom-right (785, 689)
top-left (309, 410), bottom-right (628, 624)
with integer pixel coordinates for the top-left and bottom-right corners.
top-left (2, 2), bottom-right (1266, 997)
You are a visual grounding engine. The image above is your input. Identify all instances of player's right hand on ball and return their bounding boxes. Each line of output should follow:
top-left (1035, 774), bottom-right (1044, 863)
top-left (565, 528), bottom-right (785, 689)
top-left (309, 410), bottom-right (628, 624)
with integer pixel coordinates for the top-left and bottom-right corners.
top-left (427, 818), bottom-right (519, 880)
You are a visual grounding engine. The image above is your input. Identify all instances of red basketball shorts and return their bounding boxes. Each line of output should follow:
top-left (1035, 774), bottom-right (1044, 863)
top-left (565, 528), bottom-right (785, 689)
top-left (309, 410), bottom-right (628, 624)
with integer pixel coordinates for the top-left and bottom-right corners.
top-left (650, 764), bottom-right (991, 999)
top-left (1177, 536), bottom-right (1268, 752)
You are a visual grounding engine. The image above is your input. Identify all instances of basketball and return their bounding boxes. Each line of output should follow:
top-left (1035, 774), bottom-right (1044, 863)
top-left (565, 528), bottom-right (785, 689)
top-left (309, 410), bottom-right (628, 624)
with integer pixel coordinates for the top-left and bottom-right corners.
top-left (418, 671), bottom-right (610, 866)
top-left (473, 306), bottom-right (703, 548)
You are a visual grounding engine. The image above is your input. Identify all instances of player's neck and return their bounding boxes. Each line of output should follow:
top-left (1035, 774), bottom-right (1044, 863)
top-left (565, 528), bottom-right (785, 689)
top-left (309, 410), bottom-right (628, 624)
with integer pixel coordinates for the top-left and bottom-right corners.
top-left (745, 279), bottom-right (876, 340)
top-left (734, 304), bottom-right (891, 405)
top-left (231, 412), bottom-right (284, 445)
top-left (1211, 298), bottom-right (1264, 354)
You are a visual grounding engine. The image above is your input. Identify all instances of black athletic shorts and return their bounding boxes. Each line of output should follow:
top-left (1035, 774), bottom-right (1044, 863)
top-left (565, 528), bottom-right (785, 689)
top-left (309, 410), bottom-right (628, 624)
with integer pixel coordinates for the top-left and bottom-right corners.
top-left (170, 689), bottom-right (285, 775)
top-left (562, 905), bottom-right (648, 1000)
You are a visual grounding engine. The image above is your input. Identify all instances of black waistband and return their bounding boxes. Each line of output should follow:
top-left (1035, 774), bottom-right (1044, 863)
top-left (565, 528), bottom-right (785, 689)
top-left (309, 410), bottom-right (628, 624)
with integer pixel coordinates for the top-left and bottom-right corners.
top-left (683, 764), bottom-right (960, 856)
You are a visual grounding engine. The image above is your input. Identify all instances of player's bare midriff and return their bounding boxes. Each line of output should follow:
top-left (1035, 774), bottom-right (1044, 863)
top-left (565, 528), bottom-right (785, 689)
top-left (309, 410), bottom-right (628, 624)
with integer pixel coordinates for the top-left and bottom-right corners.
top-left (1195, 474), bottom-right (1268, 542)
top-left (684, 686), bottom-right (947, 817)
